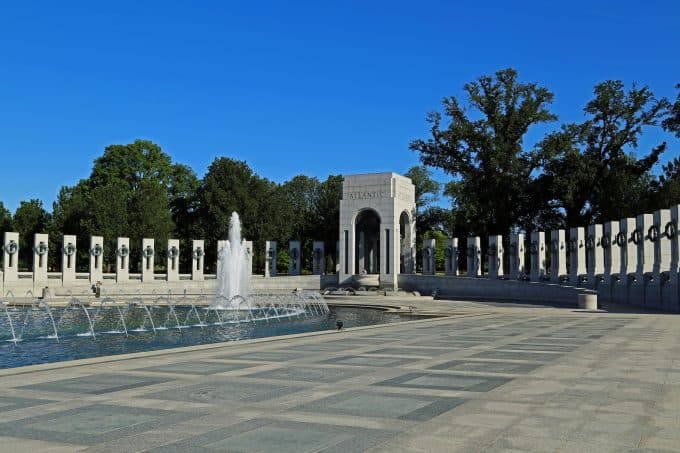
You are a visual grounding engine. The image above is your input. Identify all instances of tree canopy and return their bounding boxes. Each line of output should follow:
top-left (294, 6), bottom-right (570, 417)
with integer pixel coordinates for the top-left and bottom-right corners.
top-left (410, 68), bottom-right (557, 237)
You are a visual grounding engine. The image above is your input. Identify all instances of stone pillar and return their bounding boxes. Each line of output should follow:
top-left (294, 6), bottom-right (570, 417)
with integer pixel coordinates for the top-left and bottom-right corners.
top-left (663, 205), bottom-right (680, 312)
top-left (444, 238), bottom-right (458, 276)
top-left (216, 240), bottom-right (227, 276)
top-left (422, 238), bottom-right (436, 275)
top-left (167, 239), bottom-right (180, 282)
top-left (61, 235), bottom-right (77, 284)
top-left (634, 213), bottom-right (654, 307)
top-left (244, 240), bottom-right (253, 275)
top-left (312, 241), bottom-right (325, 275)
top-left (466, 236), bottom-right (481, 277)
top-left (33, 233), bottom-right (49, 284)
top-left (141, 238), bottom-right (155, 283)
top-left (652, 209), bottom-right (670, 310)
top-left (509, 233), bottom-right (525, 280)
top-left (549, 229), bottom-right (566, 284)
top-left (615, 218), bottom-right (637, 305)
top-left (89, 236), bottom-right (103, 284)
top-left (116, 237), bottom-right (130, 283)
top-left (289, 240), bottom-right (301, 276)
top-left (600, 221), bottom-right (620, 302)
top-left (568, 227), bottom-right (586, 286)
top-left (488, 235), bottom-right (503, 279)
top-left (529, 231), bottom-right (546, 282)
top-left (265, 241), bottom-right (277, 277)
top-left (2, 232), bottom-right (19, 282)
top-left (586, 224), bottom-right (604, 289)
top-left (191, 240), bottom-right (204, 281)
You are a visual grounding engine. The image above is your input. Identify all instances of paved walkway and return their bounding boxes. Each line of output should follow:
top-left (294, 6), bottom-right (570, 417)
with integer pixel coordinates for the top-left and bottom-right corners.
top-left (0, 296), bottom-right (679, 452)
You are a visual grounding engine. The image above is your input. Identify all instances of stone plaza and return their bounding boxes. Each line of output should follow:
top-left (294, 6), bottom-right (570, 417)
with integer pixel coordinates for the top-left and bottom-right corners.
top-left (0, 296), bottom-right (679, 452)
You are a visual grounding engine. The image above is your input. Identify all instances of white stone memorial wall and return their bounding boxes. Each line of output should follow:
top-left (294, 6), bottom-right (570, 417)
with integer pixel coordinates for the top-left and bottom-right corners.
top-left (62, 235), bottom-right (77, 284)
top-left (33, 233), bottom-right (49, 284)
top-left (89, 236), bottom-right (104, 284)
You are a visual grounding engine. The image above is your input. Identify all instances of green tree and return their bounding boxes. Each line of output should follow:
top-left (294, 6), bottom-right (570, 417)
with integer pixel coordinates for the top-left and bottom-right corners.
top-left (0, 202), bottom-right (12, 233)
top-left (651, 157), bottom-right (680, 207)
top-left (312, 175), bottom-right (343, 273)
top-left (663, 83), bottom-right (680, 138)
top-left (279, 175), bottom-right (321, 272)
top-left (410, 68), bottom-right (556, 238)
top-left (197, 157), bottom-right (288, 272)
top-left (539, 81), bottom-right (670, 226)
top-left (13, 199), bottom-right (50, 270)
top-left (51, 140), bottom-right (185, 271)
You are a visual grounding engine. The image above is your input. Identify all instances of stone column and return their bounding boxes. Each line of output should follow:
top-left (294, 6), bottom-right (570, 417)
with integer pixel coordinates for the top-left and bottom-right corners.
top-left (167, 239), bottom-right (180, 282)
top-left (600, 221), bottom-right (620, 302)
top-left (61, 235), bottom-right (77, 284)
top-left (444, 238), bottom-right (458, 276)
top-left (116, 237), bottom-right (130, 283)
top-left (289, 241), bottom-right (301, 276)
top-left (141, 238), bottom-right (155, 283)
top-left (549, 229), bottom-right (566, 284)
top-left (586, 224), bottom-right (604, 289)
top-left (634, 213), bottom-right (655, 307)
top-left (191, 240), bottom-right (204, 281)
top-left (265, 241), bottom-right (277, 277)
top-left (2, 232), bottom-right (19, 282)
top-left (529, 231), bottom-right (546, 282)
top-left (509, 233), bottom-right (525, 280)
top-left (664, 205), bottom-right (680, 312)
top-left (568, 227), bottom-right (586, 286)
top-left (615, 218), bottom-right (637, 305)
top-left (652, 209), bottom-right (670, 310)
top-left (466, 236), bottom-right (481, 277)
top-left (422, 238), bottom-right (436, 275)
top-left (312, 241), bottom-right (325, 275)
top-left (33, 233), bottom-right (49, 284)
top-left (488, 235), bottom-right (503, 279)
top-left (244, 240), bottom-right (253, 275)
top-left (89, 236), bottom-right (103, 284)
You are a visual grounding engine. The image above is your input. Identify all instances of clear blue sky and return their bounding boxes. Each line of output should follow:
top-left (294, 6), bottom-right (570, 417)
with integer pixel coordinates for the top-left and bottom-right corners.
top-left (1, 0), bottom-right (678, 213)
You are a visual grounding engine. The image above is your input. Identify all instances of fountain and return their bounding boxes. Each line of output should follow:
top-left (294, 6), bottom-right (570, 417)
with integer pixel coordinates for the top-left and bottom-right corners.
top-left (0, 212), bottom-right (330, 349)
top-left (214, 212), bottom-right (251, 308)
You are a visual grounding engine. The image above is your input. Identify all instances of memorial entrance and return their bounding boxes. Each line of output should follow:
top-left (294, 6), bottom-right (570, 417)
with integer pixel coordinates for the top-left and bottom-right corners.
top-left (339, 172), bottom-right (416, 290)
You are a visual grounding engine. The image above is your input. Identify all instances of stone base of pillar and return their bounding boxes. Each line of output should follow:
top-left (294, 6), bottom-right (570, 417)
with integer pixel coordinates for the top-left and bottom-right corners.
top-left (611, 277), bottom-right (628, 304)
top-left (644, 281), bottom-right (662, 309)
top-left (627, 279), bottom-right (645, 306)
top-left (661, 281), bottom-right (679, 312)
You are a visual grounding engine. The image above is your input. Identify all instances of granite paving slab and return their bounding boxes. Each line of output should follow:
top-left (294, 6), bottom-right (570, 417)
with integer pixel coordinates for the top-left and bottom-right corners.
top-left (18, 374), bottom-right (169, 395)
top-left (149, 418), bottom-right (395, 453)
top-left (0, 404), bottom-right (201, 445)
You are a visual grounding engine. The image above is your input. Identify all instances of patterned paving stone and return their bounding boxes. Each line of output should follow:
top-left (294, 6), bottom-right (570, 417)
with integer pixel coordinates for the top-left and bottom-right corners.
top-left (470, 350), bottom-right (563, 362)
top-left (148, 418), bottom-right (395, 452)
top-left (136, 361), bottom-right (259, 375)
top-left (0, 396), bottom-right (55, 411)
top-left (373, 372), bottom-right (510, 392)
top-left (241, 366), bottom-right (367, 383)
top-left (291, 390), bottom-right (466, 421)
top-left (143, 380), bottom-right (306, 404)
top-left (364, 347), bottom-right (451, 357)
top-left (0, 404), bottom-right (199, 445)
top-left (18, 374), bottom-right (169, 395)
top-left (429, 360), bottom-right (542, 374)
top-left (219, 351), bottom-right (307, 362)
top-left (318, 355), bottom-right (419, 368)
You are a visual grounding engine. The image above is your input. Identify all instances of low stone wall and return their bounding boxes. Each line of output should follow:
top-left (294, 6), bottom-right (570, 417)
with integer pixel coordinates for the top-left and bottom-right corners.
top-left (1, 274), bottom-right (340, 298)
top-left (398, 274), bottom-right (594, 306)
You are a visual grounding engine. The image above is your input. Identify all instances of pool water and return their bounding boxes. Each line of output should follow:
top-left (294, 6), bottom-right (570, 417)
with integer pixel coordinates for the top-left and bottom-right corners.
top-left (0, 306), bottom-right (423, 369)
